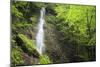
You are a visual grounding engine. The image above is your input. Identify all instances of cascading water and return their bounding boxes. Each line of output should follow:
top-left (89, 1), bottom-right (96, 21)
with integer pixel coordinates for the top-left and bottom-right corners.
top-left (36, 7), bottom-right (45, 54)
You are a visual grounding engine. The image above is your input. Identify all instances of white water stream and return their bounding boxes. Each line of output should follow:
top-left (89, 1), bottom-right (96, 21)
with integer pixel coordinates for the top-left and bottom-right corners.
top-left (36, 7), bottom-right (45, 54)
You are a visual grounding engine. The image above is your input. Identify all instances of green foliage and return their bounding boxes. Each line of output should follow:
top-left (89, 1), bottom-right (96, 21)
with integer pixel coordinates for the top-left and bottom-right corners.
top-left (54, 4), bottom-right (96, 44)
top-left (18, 34), bottom-right (36, 52)
top-left (12, 5), bottom-right (23, 18)
top-left (49, 4), bottom-right (96, 61)
top-left (18, 34), bottom-right (35, 47)
top-left (14, 22), bottom-right (32, 28)
top-left (55, 4), bottom-right (69, 20)
top-left (11, 46), bottom-right (24, 66)
top-left (88, 35), bottom-right (96, 46)
top-left (40, 55), bottom-right (52, 64)
top-left (34, 2), bottom-right (46, 8)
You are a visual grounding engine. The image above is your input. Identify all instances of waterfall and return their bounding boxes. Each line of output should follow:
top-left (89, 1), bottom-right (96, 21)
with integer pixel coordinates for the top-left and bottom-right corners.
top-left (36, 7), bottom-right (45, 54)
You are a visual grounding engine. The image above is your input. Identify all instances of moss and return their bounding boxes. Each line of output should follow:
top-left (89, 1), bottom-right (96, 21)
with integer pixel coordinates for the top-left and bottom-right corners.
top-left (18, 34), bottom-right (39, 57)
top-left (40, 55), bottom-right (52, 64)
top-left (18, 34), bottom-right (36, 49)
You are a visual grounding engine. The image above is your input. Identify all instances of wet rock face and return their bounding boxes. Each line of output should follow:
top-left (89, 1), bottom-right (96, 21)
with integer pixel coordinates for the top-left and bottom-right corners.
top-left (44, 22), bottom-right (69, 63)
top-left (21, 53), bottom-right (33, 65)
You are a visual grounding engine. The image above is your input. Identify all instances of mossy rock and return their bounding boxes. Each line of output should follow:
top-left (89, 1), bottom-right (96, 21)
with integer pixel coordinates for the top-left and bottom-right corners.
top-left (39, 55), bottom-right (52, 64)
top-left (16, 34), bottom-right (40, 58)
